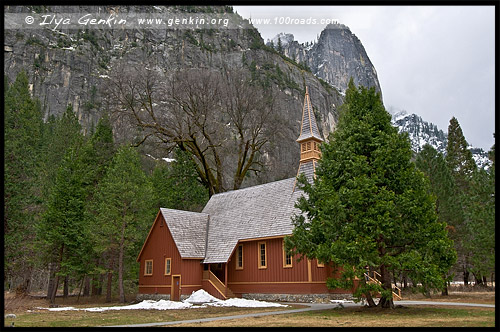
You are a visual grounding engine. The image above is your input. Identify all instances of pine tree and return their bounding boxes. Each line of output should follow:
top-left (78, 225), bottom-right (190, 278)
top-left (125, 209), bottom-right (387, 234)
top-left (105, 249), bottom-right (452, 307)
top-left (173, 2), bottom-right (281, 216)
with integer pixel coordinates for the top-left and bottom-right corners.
top-left (37, 144), bottom-right (90, 303)
top-left (151, 148), bottom-right (209, 212)
top-left (4, 71), bottom-right (44, 292)
top-left (80, 112), bottom-right (116, 296)
top-left (446, 117), bottom-right (477, 191)
top-left (92, 146), bottom-right (153, 303)
top-left (285, 79), bottom-right (456, 308)
top-left (445, 117), bottom-right (478, 286)
top-left (464, 165), bottom-right (495, 284)
top-left (415, 144), bottom-right (462, 294)
top-left (277, 37), bottom-right (283, 54)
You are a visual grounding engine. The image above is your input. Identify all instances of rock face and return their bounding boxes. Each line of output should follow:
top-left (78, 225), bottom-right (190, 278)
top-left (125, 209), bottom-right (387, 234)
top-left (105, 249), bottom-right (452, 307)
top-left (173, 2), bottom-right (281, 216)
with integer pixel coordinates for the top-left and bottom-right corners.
top-left (269, 23), bottom-right (381, 96)
top-left (4, 5), bottom-right (346, 185)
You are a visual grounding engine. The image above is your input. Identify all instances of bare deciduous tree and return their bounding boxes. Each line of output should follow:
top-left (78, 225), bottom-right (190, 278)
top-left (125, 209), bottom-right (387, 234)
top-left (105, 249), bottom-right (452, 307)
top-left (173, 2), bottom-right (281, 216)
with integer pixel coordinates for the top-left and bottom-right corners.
top-left (103, 63), bottom-right (279, 196)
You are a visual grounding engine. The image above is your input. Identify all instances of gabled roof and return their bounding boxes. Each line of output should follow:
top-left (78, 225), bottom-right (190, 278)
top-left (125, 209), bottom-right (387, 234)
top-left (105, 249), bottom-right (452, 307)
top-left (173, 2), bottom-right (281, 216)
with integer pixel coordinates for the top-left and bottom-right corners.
top-left (297, 87), bottom-right (324, 142)
top-left (202, 177), bottom-right (305, 263)
top-left (160, 208), bottom-right (209, 258)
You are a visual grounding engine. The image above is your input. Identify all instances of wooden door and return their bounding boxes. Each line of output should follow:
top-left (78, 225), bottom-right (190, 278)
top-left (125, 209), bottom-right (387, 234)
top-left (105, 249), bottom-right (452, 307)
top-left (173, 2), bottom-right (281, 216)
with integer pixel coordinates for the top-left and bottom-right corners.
top-left (171, 275), bottom-right (181, 301)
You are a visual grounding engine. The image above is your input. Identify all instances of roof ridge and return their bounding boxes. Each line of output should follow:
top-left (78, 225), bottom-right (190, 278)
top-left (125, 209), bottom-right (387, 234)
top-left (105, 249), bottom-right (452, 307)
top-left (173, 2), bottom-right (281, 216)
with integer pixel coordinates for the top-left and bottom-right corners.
top-left (208, 177), bottom-right (296, 198)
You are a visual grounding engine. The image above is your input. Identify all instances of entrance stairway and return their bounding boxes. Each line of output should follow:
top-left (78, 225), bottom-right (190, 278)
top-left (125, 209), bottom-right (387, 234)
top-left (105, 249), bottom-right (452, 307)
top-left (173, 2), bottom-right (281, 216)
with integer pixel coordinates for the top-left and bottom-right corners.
top-left (202, 270), bottom-right (235, 299)
top-left (364, 271), bottom-right (402, 300)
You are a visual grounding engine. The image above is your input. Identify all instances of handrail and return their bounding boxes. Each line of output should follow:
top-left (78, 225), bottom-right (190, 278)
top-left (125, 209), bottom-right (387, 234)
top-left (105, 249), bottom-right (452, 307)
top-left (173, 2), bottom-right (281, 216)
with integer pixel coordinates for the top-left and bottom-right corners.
top-left (364, 272), bottom-right (402, 300)
top-left (208, 270), bottom-right (225, 293)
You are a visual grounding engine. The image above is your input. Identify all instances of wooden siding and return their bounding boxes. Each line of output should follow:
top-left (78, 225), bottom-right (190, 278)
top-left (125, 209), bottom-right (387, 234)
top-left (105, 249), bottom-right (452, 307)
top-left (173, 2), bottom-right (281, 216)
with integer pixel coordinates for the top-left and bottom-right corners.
top-left (227, 237), bottom-right (342, 294)
top-left (138, 213), bottom-right (203, 296)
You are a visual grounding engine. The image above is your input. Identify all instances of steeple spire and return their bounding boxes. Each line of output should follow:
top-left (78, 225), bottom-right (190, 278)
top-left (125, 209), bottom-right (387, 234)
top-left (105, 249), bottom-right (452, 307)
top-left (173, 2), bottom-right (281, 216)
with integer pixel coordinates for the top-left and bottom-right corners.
top-left (297, 86), bottom-right (324, 143)
top-left (294, 87), bottom-right (324, 189)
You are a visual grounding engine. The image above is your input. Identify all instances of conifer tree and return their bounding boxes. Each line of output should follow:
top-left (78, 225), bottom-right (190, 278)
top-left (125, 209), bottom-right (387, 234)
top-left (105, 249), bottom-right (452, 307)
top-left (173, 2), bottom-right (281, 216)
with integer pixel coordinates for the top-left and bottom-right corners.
top-left (4, 71), bottom-right (44, 292)
top-left (92, 146), bottom-right (153, 303)
top-left (446, 117), bottom-right (477, 191)
top-left (445, 117), bottom-right (477, 285)
top-left (151, 148), bottom-right (209, 212)
top-left (415, 144), bottom-right (461, 294)
top-left (277, 37), bottom-right (283, 54)
top-left (37, 143), bottom-right (91, 303)
top-left (286, 79), bottom-right (456, 308)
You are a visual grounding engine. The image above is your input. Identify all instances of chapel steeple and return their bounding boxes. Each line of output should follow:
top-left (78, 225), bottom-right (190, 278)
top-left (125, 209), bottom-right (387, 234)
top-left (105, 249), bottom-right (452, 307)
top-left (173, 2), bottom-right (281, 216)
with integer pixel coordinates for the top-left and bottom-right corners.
top-left (295, 87), bottom-right (324, 186)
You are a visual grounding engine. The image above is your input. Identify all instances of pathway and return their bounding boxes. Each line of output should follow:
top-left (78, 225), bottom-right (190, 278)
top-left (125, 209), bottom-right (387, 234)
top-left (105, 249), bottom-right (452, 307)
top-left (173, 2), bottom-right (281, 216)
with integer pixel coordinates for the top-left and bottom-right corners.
top-left (105, 300), bottom-right (494, 327)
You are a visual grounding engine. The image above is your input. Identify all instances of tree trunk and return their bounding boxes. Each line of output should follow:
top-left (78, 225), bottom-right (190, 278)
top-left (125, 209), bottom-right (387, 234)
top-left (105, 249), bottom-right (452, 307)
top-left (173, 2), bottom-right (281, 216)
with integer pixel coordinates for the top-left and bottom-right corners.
top-left (49, 245), bottom-right (64, 304)
top-left (473, 272), bottom-right (483, 286)
top-left (441, 281), bottom-right (448, 296)
top-left (98, 273), bottom-right (104, 296)
top-left (482, 276), bottom-right (487, 286)
top-left (463, 268), bottom-right (469, 286)
top-left (378, 264), bottom-right (395, 308)
top-left (83, 276), bottom-right (90, 297)
top-left (118, 221), bottom-right (126, 303)
top-left (50, 275), bottom-right (59, 304)
top-left (377, 240), bottom-right (394, 309)
top-left (106, 256), bottom-right (114, 303)
top-left (403, 274), bottom-right (407, 289)
top-left (63, 276), bottom-right (68, 298)
top-left (46, 263), bottom-right (56, 299)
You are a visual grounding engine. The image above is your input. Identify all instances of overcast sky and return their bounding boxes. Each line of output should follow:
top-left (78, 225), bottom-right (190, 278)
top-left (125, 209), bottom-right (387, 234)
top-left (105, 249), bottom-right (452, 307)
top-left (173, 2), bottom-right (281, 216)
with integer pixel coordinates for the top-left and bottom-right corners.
top-left (233, 6), bottom-right (495, 151)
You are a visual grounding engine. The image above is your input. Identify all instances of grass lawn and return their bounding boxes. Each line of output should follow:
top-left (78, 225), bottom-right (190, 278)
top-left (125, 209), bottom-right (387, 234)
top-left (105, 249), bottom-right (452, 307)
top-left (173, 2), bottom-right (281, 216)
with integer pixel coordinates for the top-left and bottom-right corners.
top-left (4, 290), bottom-right (495, 328)
top-left (167, 306), bottom-right (495, 327)
top-left (6, 305), bottom-right (302, 327)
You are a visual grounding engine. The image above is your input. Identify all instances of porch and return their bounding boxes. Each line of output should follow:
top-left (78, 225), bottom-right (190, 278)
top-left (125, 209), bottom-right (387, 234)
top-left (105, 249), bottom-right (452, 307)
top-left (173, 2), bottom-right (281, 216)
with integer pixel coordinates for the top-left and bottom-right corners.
top-left (202, 263), bottom-right (235, 300)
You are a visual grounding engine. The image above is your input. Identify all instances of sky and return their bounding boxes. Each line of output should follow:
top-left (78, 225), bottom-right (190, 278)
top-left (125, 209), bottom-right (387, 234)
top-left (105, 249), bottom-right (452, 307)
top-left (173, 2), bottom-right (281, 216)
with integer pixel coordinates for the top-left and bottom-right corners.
top-left (233, 6), bottom-right (495, 151)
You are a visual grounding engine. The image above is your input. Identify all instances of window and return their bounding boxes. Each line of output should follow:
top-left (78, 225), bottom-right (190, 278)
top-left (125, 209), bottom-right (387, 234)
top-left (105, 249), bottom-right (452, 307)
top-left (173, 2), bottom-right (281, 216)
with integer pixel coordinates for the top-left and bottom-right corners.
top-left (258, 242), bottom-right (267, 269)
top-left (307, 142), bottom-right (311, 151)
top-left (165, 258), bottom-right (171, 275)
top-left (236, 245), bottom-right (243, 270)
top-left (283, 241), bottom-right (292, 268)
top-left (301, 143), bottom-right (306, 152)
top-left (144, 260), bottom-right (153, 276)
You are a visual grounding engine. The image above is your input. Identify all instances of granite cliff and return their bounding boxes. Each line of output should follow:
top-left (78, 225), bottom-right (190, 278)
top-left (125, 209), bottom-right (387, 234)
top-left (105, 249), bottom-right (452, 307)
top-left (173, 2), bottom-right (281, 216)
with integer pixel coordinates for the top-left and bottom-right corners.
top-left (268, 23), bottom-right (381, 96)
top-left (4, 6), bottom-right (384, 185)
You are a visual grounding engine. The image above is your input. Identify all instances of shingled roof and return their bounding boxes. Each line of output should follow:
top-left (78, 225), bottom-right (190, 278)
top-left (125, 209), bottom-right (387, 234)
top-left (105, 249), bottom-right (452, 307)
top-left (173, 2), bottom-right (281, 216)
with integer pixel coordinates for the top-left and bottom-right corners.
top-left (296, 87), bottom-right (324, 142)
top-left (160, 208), bottom-right (209, 258)
top-left (202, 178), bottom-right (305, 263)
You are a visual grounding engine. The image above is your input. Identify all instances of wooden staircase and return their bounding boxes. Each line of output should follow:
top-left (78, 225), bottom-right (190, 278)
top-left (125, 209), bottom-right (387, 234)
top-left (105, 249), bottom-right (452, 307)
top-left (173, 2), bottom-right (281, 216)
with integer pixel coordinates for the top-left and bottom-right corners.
top-left (202, 270), bottom-right (235, 299)
top-left (364, 271), bottom-right (402, 300)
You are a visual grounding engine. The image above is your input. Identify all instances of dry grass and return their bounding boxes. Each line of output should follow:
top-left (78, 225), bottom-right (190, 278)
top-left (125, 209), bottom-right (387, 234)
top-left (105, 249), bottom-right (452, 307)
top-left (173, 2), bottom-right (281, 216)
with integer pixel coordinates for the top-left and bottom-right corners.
top-left (4, 290), bottom-right (495, 328)
top-left (168, 306), bottom-right (495, 328)
top-left (402, 291), bottom-right (495, 305)
top-left (3, 292), bottom-right (302, 328)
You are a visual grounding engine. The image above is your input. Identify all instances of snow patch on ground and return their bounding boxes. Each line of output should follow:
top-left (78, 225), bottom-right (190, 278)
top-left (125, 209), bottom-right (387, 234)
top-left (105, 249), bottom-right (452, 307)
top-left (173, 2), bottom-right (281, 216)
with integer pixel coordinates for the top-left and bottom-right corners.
top-left (330, 299), bottom-right (354, 303)
top-left (40, 290), bottom-right (288, 312)
top-left (184, 289), bottom-right (219, 303)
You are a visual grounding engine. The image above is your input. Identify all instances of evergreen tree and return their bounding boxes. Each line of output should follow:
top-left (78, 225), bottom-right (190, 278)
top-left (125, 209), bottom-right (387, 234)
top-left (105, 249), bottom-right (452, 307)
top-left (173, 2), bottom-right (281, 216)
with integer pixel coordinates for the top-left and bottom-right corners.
top-left (80, 112), bottom-right (116, 296)
top-left (151, 148), bottom-right (209, 212)
top-left (39, 104), bottom-right (84, 202)
top-left (415, 144), bottom-right (461, 294)
top-left (4, 71), bottom-right (44, 292)
top-left (92, 146), bottom-right (153, 303)
top-left (285, 80), bottom-right (456, 308)
top-left (37, 144), bottom-right (91, 303)
top-left (446, 117), bottom-right (477, 191)
top-left (445, 117), bottom-right (477, 285)
top-left (277, 37), bottom-right (283, 54)
top-left (463, 148), bottom-right (495, 284)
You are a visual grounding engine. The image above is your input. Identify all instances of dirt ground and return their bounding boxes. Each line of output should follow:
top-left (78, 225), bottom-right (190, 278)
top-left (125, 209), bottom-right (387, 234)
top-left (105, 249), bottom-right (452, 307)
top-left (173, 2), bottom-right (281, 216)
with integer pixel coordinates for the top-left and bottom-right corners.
top-left (167, 306), bottom-right (495, 328)
top-left (4, 287), bottom-right (495, 314)
top-left (401, 291), bottom-right (495, 305)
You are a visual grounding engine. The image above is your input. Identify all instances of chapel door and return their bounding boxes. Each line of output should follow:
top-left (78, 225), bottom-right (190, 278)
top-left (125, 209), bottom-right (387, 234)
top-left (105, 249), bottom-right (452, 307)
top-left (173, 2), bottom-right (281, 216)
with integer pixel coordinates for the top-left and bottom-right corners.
top-left (171, 275), bottom-right (181, 301)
